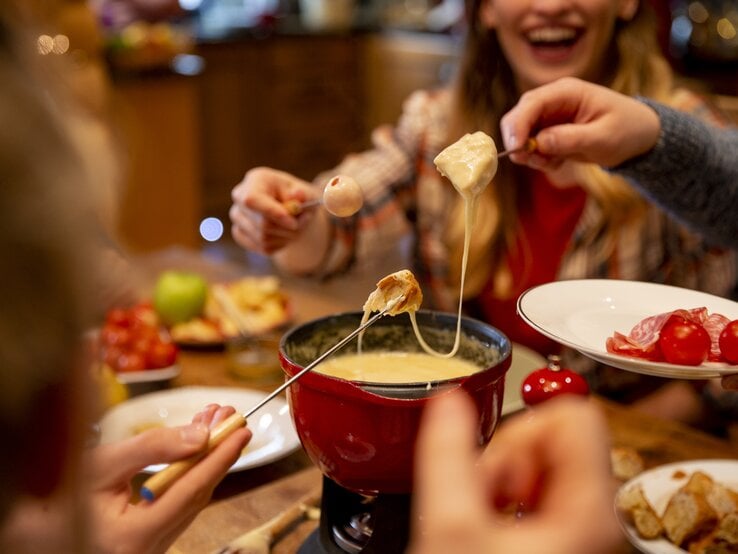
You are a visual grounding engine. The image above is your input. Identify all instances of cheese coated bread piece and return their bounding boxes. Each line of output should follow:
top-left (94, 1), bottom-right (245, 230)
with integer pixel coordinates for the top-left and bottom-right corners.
top-left (363, 270), bottom-right (423, 316)
top-left (611, 446), bottom-right (645, 481)
top-left (434, 131), bottom-right (498, 198)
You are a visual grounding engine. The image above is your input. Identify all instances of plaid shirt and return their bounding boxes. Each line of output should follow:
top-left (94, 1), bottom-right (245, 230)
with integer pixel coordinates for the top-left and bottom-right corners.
top-left (317, 87), bottom-right (736, 320)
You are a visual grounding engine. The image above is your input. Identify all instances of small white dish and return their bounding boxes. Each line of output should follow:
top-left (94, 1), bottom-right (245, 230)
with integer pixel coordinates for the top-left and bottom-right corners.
top-left (98, 386), bottom-right (301, 473)
top-left (616, 459), bottom-right (738, 554)
top-left (114, 364), bottom-right (180, 385)
top-left (517, 279), bottom-right (738, 379)
top-left (503, 343), bottom-right (546, 415)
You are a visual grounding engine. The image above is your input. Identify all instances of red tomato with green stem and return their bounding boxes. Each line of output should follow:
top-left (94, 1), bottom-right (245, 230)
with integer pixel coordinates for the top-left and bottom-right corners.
top-left (719, 320), bottom-right (738, 364)
top-left (657, 316), bottom-right (711, 366)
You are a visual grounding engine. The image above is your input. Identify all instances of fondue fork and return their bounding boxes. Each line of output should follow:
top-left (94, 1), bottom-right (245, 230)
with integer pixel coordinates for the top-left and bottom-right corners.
top-left (139, 296), bottom-right (404, 502)
top-left (497, 137), bottom-right (538, 159)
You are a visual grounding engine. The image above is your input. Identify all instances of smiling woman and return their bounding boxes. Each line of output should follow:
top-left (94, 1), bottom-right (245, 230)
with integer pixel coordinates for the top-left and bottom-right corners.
top-left (477, 0), bottom-right (639, 92)
top-left (228, 0), bottom-right (736, 428)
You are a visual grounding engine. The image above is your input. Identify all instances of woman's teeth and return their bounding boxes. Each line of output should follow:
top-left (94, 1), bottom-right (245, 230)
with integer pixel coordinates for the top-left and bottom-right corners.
top-left (526, 27), bottom-right (578, 45)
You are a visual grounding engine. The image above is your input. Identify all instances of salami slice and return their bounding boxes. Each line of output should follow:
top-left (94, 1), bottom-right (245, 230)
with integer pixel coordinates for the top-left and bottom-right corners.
top-left (606, 307), bottom-right (729, 363)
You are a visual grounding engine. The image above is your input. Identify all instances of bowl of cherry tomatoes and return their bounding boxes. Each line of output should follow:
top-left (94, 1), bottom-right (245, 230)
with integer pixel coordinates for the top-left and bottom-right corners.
top-left (97, 302), bottom-right (179, 394)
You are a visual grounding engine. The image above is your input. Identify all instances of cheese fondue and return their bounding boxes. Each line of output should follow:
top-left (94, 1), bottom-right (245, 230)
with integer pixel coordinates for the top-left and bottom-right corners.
top-left (359, 132), bottom-right (499, 360)
top-left (434, 132), bottom-right (498, 199)
top-left (315, 351), bottom-right (480, 383)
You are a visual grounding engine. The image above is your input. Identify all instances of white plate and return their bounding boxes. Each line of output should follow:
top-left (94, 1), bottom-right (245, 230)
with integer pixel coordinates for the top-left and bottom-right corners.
top-left (503, 343), bottom-right (546, 415)
top-left (115, 364), bottom-right (180, 384)
top-left (616, 459), bottom-right (738, 554)
top-left (517, 279), bottom-right (738, 379)
top-left (98, 386), bottom-right (300, 473)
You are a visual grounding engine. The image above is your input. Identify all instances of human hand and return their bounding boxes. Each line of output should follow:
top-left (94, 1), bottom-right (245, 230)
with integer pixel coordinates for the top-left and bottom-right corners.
top-left (230, 167), bottom-right (319, 255)
top-left (87, 404), bottom-right (251, 554)
top-left (500, 77), bottom-right (661, 170)
top-left (408, 393), bottom-right (620, 554)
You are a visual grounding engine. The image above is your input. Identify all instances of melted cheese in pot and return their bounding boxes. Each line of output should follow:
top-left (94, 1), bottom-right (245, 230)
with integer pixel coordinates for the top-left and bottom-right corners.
top-left (315, 351), bottom-right (480, 383)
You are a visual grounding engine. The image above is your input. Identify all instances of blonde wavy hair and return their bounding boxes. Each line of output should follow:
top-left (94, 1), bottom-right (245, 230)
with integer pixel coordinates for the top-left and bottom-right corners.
top-left (445, 0), bottom-right (675, 299)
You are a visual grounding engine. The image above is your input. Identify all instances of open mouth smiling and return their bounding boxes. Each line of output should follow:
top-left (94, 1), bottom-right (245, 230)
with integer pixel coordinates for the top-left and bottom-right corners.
top-left (525, 26), bottom-right (583, 51)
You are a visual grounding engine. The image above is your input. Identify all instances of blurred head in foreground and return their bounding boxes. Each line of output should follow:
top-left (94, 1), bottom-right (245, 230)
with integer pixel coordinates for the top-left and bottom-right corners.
top-left (0, 1), bottom-right (100, 532)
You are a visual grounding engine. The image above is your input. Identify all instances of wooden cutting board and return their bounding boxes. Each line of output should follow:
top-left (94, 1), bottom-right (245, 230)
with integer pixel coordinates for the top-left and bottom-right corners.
top-left (169, 466), bottom-right (322, 554)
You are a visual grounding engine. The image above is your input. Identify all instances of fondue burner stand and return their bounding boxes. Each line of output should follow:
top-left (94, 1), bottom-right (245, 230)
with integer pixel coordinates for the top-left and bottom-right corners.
top-left (299, 477), bottom-right (412, 554)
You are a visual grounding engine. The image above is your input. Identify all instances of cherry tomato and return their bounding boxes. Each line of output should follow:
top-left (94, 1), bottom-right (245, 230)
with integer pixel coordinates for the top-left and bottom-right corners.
top-left (719, 320), bottom-right (738, 364)
top-left (100, 325), bottom-right (132, 347)
top-left (521, 355), bottom-right (589, 406)
top-left (105, 308), bottom-right (132, 328)
top-left (103, 345), bottom-right (125, 369)
top-left (116, 351), bottom-right (146, 373)
top-left (131, 335), bottom-right (155, 357)
top-left (657, 316), bottom-right (710, 366)
top-left (130, 303), bottom-right (159, 328)
top-left (146, 341), bottom-right (178, 369)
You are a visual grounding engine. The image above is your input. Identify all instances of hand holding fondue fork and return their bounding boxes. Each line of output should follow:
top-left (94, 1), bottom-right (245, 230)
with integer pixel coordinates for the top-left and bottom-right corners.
top-left (140, 290), bottom-right (409, 502)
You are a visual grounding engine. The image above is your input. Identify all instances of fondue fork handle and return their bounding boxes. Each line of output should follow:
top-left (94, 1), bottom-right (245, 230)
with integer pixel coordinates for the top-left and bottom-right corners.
top-left (139, 412), bottom-right (246, 502)
top-left (139, 298), bottom-right (400, 502)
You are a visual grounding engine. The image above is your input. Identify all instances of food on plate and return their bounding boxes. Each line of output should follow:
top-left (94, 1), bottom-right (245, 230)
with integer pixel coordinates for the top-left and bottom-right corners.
top-left (520, 355), bottom-right (589, 406)
top-left (719, 320), bottom-right (738, 364)
top-left (169, 317), bottom-right (222, 344)
top-left (661, 488), bottom-right (717, 546)
top-left (657, 316), bottom-right (711, 366)
top-left (610, 446), bottom-right (645, 481)
top-left (322, 174), bottom-right (363, 217)
top-left (617, 470), bottom-right (738, 551)
top-left (153, 270), bottom-right (208, 325)
top-left (616, 483), bottom-right (663, 540)
top-left (606, 308), bottom-right (736, 365)
top-left (98, 303), bottom-right (178, 372)
top-left (106, 21), bottom-right (193, 71)
top-left (433, 131), bottom-right (499, 198)
top-left (169, 276), bottom-right (290, 344)
top-left (130, 421), bottom-right (164, 436)
top-left (363, 269), bottom-right (423, 316)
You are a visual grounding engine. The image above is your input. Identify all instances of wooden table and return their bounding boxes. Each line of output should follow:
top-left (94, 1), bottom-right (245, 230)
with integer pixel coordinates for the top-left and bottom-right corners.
top-left (167, 347), bottom-right (738, 553)
top-left (134, 249), bottom-right (737, 553)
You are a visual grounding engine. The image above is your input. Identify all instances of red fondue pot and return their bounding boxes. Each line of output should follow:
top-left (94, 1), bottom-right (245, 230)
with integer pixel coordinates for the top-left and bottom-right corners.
top-left (279, 310), bottom-right (511, 495)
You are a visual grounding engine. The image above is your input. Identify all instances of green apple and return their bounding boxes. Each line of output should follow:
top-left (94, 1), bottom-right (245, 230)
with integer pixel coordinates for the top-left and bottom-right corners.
top-left (153, 270), bottom-right (208, 325)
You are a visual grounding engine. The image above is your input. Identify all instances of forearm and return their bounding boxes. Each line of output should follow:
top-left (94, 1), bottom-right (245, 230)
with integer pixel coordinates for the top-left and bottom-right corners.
top-left (612, 100), bottom-right (738, 248)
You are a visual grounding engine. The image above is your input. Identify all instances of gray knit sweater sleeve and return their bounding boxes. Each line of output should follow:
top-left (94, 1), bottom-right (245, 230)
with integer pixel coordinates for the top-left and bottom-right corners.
top-left (611, 99), bottom-right (738, 249)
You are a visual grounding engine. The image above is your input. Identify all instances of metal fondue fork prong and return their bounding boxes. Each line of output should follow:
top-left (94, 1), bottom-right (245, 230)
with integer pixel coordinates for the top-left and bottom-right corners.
top-left (139, 296), bottom-right (404, 502)
top-left (497, 137), bottom-right (537, 159)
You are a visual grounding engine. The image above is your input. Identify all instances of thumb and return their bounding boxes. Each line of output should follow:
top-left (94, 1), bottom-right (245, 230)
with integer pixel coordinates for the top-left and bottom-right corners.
top-left (536, 119), bottom-right (624, 166)
top-left (88, 423), bottom-right (209, 486)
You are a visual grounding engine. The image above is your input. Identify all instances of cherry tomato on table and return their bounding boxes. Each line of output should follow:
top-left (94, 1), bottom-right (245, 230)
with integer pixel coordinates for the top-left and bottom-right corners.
top-left (719, 320), bottom-right (738, 364)
top-left (657, 315), bottom-right (711, 366)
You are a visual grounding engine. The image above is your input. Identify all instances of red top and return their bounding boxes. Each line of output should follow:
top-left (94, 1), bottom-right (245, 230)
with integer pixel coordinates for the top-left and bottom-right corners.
top-left (478, 171), bottom-right (586, 357)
